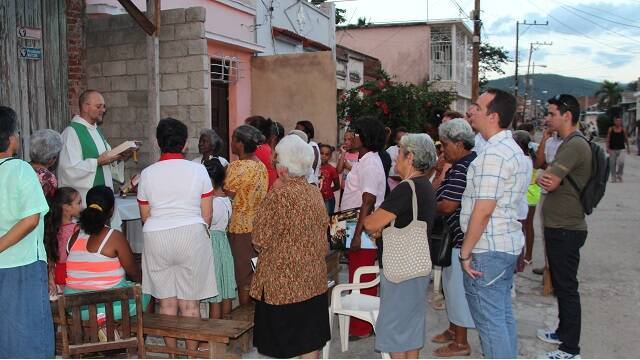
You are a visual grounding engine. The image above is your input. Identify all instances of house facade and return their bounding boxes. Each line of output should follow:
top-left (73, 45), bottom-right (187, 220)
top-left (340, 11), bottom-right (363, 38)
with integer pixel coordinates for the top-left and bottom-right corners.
top-left (336, 20), bottom-right (473, 112)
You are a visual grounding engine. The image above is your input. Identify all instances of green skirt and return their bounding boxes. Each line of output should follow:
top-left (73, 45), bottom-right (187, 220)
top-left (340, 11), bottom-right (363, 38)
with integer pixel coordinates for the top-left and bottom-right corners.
top-left (205, 230), bottom-right (237, 303)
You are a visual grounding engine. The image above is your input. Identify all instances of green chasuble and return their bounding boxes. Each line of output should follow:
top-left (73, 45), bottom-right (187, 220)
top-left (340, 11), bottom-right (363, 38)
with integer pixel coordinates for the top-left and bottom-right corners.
top-left (69, 122), bottom-right (110, 187)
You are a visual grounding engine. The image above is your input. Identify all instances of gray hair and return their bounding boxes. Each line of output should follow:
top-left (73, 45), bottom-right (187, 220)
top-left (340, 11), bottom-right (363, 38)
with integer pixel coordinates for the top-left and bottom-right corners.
top-left (199, 128), bottom-right (224, 154)
top-left (29, 129), bottom-right (62, 164)
top-left (233, 125), bottom-right (265, 152)
top-left (275, 134), bottom-right (314, 177)
top-left (398, 133), bottom-right (437, 172)
top-left (438, 118), bottom-right (475, 150)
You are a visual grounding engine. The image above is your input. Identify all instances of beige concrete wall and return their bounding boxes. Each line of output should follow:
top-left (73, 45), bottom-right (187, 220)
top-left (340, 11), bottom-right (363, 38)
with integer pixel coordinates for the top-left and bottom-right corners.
top-left (336, 25), bottom-right (430, 84)
top-left (85, 7), bottom-right (210, 176)
top-left (251, 52), bottom-right (338, 146)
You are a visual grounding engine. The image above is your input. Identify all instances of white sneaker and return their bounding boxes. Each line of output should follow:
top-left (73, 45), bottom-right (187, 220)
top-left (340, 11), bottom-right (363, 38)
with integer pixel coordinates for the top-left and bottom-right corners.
top-left (537, 328), bottom-right (562, 344)
top-left (539, 349), bottom-right (581, 359)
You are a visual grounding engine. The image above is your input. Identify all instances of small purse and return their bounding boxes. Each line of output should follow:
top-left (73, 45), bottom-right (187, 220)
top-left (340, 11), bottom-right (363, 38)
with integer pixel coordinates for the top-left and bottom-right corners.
top-left (430, 218), bottom-right (453, 267)
top-left (382, 179), bottom-right (432, 283)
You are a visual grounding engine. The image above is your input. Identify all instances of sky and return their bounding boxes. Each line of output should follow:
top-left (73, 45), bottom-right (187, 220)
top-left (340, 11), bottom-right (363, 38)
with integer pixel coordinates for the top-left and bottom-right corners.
top-left (331, 0), bottom-right (640, 84)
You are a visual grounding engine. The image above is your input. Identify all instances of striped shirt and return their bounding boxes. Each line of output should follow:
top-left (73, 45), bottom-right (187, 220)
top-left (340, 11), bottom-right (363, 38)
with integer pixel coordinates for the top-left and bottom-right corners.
top-left (435, 151), bottom-right (477, 248)
top-left (66, 228), bottom-right (125, 291)
top-left (460, 130), bottom-right (529, 255)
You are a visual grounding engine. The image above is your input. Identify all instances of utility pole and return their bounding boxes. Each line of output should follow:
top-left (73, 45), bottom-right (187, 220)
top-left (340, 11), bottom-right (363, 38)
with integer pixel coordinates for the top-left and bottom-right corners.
top-left (513, 19), bottom-right (548, 127)
top-left (513, 20), bottom-right (548, 97)
top-left (522, 41), bottom-right (552, 122)
top-left (471, 0), bottom-right (481, 101)
top-left (529, 63), bottom-right (547, 121)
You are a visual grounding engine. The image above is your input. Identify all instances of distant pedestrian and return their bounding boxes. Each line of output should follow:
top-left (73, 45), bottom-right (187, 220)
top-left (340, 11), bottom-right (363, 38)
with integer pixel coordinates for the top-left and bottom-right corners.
top-left (318, 144), bottom-right (340, 215)
top-left (459, 89), bottom-right (528, 358)
top-left (606, 116), bottom-right (630, 183)
top-left (296, 120), bottom-right (322, 185)
top-left (536, 94), bottom-right (591, 359)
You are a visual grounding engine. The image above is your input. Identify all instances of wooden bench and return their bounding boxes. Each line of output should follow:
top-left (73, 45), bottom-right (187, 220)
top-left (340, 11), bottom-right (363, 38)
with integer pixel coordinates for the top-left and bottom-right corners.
top-left (226, 302), bottom-right (255, 354)
top-left (132, 313), bottom-right (252, 358)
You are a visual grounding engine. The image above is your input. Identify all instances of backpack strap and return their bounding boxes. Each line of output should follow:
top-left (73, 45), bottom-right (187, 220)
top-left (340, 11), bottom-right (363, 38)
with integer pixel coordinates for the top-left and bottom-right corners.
top-left (562, 132), bottom-right (590, 195)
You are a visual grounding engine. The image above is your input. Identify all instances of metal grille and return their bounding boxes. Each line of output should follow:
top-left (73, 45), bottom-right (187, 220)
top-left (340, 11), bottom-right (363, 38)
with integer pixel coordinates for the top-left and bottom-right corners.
top-left (211, 56), bottom-right (241, 84)
top-left (430, 26), bottom-right (452, 81)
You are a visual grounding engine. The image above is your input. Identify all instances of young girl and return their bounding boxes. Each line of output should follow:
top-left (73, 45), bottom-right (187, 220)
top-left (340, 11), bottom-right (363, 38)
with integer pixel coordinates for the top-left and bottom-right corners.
top-left (203, 157), bottom-right (237, 319)
top-left (44, 187), bottom-right (82, 295)
top-left (318, 144), bottom-right (340, 215)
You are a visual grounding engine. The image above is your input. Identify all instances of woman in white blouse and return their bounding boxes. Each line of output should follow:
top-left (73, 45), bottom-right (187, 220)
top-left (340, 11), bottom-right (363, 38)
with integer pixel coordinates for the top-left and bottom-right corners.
top-left (137, 118), bottom-right (217, 352)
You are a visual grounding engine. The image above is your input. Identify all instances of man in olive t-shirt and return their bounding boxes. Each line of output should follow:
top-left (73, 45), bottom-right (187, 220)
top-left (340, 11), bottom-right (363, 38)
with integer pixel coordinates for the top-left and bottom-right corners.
top-left (537, 95), bottom-right (591, 359)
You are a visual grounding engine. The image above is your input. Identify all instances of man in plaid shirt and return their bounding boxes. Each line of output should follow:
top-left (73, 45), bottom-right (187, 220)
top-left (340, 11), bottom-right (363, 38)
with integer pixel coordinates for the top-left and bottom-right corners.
top-left (459, 88), bottom-right (529, 358)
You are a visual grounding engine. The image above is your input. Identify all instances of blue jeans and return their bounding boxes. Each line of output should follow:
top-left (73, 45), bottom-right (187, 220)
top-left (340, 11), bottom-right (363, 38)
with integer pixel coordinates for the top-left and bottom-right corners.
top-left (463, 251), bottom-right (519, 359)
top-left (0, 260), bottom-right (54, 358)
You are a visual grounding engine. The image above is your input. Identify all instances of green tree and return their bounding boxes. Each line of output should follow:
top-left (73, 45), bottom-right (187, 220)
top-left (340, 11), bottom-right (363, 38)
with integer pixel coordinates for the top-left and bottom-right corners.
top-left (335, 8), bottom-right (347, 25)
top-left (338, 71), bottom-right (456, 132)
top-left (479, 43), bottom-right (509, 89)
top-left (595, 80), bottom-right (623, 115)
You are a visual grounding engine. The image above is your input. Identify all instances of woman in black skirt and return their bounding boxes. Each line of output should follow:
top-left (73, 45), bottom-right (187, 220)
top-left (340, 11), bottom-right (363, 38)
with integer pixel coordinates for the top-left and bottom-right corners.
top-left (250, 134), bottom-right (331, 358)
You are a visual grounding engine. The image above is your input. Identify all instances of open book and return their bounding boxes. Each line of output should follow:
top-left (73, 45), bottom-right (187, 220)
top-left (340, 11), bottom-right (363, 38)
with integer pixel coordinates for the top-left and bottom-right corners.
top-left (106, 140), bottom-right (141, 158)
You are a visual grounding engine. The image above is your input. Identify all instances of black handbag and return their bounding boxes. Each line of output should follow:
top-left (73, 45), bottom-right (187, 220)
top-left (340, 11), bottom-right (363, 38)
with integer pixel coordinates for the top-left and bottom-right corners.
top-left (429, 217), bottom-right (453, 267)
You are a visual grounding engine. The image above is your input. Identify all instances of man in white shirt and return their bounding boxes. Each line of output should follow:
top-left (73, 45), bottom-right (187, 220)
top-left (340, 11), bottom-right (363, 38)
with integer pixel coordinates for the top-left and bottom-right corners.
top-left (58, 90), bottom-right (129, 228)
top-left (459, 88), bottom-right (529, 358)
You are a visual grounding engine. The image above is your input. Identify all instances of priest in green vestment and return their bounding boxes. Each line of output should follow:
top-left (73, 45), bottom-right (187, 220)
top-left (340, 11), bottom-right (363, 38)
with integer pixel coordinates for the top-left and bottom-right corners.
top-left (58, 90), bottom-right (129, 228)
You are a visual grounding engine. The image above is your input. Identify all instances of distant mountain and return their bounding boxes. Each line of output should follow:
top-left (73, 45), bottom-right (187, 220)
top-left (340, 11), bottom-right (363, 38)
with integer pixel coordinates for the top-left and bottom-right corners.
top-left (486, 74), bottom-right (603, 100)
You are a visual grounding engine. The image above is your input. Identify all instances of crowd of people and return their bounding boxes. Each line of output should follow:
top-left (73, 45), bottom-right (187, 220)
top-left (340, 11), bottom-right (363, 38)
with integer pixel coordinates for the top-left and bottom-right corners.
top-left (0, 88), bottom-right (609, 359)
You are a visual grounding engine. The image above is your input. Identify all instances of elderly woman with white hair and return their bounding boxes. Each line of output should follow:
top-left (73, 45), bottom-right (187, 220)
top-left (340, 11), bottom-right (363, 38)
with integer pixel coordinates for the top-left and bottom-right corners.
top-left (364, 133), bottom-right (437, 359)
top-left (250, 134), bottom-right (330, 359)
top-left (193, 128), bottom-right (228, 167)
top-left (29, 129), bottom-right (63, 198)
top-left (431, 118), bottom-right (477, 357)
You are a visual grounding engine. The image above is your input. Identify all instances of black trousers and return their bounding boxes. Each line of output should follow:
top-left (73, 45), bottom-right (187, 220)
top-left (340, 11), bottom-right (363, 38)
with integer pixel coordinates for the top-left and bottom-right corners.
top-left (544, 227), bottom-right (587, 355)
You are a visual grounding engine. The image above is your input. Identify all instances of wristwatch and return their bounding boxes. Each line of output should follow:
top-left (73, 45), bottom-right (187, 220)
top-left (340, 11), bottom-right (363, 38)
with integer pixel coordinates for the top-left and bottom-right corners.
top-left (458, 252), bottom-right (472, 262)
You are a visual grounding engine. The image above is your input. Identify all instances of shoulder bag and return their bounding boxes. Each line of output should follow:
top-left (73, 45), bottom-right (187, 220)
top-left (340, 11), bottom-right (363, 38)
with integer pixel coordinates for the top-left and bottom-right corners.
top-left (382, 179), bottom-right (432, 283)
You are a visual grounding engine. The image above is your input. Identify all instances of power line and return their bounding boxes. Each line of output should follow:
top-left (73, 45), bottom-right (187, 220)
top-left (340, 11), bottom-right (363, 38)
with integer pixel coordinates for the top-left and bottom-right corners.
top-left (559, 5), bottom-right (640, 44)
top-left (525, 0), bottom-right (640, 54)
top-left (560, 3), bottom-right (640, 30)
top-left (579, 3), bottom-right (638, 24)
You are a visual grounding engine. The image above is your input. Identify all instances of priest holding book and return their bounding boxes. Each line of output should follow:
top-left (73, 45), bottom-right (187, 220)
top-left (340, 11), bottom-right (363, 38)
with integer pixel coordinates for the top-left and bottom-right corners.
top-left (58, 90), bottom-right (132, 229)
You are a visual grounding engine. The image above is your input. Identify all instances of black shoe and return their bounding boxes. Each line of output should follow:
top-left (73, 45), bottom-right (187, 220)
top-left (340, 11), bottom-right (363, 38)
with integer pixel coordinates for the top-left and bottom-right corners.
top-left (532, 267), bottom-right (544, 275)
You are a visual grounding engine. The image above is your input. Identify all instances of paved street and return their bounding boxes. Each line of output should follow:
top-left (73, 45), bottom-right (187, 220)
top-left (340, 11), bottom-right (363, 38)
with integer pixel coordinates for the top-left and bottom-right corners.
top-left (247, 147), bottom-right (640, 359)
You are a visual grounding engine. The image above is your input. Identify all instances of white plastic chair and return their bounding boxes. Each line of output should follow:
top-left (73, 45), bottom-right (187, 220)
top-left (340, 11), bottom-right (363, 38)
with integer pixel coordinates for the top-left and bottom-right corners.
top-left (329, 265), bottom-right (386, 356)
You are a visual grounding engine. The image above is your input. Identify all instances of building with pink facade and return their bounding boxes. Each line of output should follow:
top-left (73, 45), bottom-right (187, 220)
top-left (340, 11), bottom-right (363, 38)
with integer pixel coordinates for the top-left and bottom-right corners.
top-left (337, 20), bottom-right (473, 112)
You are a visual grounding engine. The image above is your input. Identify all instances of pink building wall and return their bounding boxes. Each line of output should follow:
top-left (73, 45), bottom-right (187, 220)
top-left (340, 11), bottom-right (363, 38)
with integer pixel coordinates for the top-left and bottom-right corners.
top-left (207, 41), bottom-right (253, 135)
top-left (337, 25), bottom-right (430, 84)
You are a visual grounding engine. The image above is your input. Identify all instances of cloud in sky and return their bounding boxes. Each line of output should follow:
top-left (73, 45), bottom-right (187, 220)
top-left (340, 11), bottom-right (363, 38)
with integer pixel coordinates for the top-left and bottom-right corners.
top-left (592, 51), bottom-right (634, 67)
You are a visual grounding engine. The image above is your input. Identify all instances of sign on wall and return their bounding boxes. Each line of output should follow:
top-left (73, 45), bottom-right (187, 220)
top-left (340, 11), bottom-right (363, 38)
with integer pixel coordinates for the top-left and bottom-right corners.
top-left (17, 26), bottom-right (42, 40)
top-left (19, 46), bottom-right (42, 60)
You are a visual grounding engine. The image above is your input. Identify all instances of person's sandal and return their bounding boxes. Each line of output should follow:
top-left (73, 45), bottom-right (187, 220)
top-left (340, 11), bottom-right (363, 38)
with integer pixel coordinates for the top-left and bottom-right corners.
top-left (431, 329), bottom-right (455, 344)
top-left (433, 342), bottom-right (471, 357)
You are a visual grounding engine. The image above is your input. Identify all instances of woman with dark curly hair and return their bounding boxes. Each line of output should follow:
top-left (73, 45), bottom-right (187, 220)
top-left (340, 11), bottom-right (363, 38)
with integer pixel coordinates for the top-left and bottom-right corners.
top-left (341, 116), bottom-right (391, 339)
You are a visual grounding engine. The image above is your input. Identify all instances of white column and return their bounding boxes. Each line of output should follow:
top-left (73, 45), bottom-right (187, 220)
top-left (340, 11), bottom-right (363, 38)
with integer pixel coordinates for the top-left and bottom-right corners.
top-left (451, 24), bottom-right (457, 82)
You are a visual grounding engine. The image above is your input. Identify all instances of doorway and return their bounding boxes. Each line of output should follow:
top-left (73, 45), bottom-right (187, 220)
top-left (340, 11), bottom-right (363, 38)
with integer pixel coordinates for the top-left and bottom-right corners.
top-left (210, 58), bottom-right (230, 159)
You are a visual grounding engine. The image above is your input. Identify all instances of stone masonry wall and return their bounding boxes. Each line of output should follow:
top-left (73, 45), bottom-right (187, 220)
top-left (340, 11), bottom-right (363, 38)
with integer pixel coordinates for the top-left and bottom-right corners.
top-left (85, 7), bottom-right (210, 178)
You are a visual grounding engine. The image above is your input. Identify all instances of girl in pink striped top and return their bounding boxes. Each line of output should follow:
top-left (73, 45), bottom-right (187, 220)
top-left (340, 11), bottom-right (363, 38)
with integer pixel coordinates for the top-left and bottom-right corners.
top-left (65, 186), bottom-right (140, 293)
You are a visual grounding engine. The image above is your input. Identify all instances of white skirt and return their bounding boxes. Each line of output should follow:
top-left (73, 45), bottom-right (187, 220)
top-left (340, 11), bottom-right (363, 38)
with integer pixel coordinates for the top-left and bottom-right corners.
top-left (142, 223), bottom-right (218, 300)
